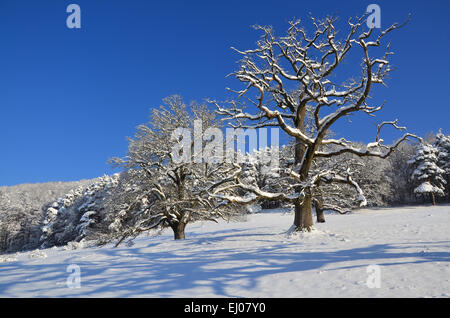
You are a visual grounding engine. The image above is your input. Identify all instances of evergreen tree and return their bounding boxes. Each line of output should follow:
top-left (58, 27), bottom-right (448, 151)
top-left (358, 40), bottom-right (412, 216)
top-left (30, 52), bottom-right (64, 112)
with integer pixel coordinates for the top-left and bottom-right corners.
top-left (434, 130), bottom-right (450, 201)
top-left (408, 143), bottom-right (446, 205)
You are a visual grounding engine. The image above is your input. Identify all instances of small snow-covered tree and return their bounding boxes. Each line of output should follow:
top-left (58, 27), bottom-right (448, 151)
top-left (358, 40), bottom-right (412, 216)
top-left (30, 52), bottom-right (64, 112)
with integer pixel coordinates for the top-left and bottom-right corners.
top-left (211, 14), bottom-right (419, 231)
top-left (408, 143), bottom-right (446, 205)
top-left (107, 95), bottom-right (244, 244)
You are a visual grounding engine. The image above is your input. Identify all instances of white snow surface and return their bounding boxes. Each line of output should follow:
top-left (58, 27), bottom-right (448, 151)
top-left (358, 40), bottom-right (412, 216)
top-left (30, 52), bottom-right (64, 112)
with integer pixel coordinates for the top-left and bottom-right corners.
top-left (0, 205), bottom-right (449, 298)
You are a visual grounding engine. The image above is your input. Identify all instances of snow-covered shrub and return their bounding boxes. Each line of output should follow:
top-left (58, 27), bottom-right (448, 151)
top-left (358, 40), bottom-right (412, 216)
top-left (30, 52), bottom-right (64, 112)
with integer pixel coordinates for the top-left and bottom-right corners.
top-left (28, 249), bottom-right (47, 259)
top-left (0, 254), bottom-right (18, 263)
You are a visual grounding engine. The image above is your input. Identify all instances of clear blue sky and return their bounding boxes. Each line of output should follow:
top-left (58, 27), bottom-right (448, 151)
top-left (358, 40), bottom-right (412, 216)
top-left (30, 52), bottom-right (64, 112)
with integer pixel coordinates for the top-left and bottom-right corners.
top-left (0, 0), bottom-right (449, 186)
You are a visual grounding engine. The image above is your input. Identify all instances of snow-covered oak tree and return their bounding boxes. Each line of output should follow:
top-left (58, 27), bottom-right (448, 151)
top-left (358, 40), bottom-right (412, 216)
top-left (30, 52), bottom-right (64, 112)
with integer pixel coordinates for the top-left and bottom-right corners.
top-left (211, 14), bottom-right (420, 232)
top-left (107, 95), bottom-right (244, 243)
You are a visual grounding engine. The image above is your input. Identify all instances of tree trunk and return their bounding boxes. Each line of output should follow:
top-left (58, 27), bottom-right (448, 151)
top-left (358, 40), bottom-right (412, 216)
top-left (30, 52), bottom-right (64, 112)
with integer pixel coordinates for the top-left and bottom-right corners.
top-left (292, 107), bottom-right (316, 232)
top-left (172, 176), bottom-right (187, 240)
top-left (171, 222), bottom-right (186, 240)
top-left (293, 135), bottom-right (315, 232)
top-left (294, 194), bottom-right (314, 231)
top-left (314, 197), bottom-right (326, 223)
top-left (294, 201), bottom-right (302, 229)
top-left (447, 180), bottom-right (450, 203)
top-left (430, 192), bottom-right (436, 206)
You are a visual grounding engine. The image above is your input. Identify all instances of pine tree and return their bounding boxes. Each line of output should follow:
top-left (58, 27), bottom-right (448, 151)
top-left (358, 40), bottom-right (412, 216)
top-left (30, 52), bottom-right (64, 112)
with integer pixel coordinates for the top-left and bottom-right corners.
top-left (434, 130), bottom-right (450, 201)
top-left (408, 143), bottom-right (446, 205)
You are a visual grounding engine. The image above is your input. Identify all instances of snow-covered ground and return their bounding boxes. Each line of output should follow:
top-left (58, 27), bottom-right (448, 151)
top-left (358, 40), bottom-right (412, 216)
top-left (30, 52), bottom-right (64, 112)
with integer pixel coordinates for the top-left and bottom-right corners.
top-left (0, 205), bottom-right (449, 297)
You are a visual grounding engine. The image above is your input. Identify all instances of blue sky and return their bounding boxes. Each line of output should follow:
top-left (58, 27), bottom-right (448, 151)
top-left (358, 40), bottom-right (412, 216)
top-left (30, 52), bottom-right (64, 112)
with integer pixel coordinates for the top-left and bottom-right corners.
top-left (0, 0), bottom-right (449, 186)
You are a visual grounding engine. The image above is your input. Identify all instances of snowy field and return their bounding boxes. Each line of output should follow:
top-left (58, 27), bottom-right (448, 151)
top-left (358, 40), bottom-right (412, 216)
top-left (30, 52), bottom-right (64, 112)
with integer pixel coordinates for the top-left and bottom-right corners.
top-left (0, 205), bottom-right (449, 298)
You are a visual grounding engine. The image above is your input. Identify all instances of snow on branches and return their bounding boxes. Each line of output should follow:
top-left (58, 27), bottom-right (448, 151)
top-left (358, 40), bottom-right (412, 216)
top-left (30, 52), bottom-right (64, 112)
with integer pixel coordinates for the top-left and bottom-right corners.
top-left (106, 95), bottom-right (246, 244)
top-left (211, 13), bottom-right (420, 231)
top-left (435, 130), bottom-right (450, 197)
top-left (408, 138), bottom-right (448, 205)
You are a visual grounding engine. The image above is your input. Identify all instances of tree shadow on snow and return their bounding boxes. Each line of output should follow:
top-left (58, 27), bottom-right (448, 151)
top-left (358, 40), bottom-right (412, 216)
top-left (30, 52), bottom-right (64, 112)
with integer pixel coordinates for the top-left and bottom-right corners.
top-left (0, 237), bottom-right (449, 297)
